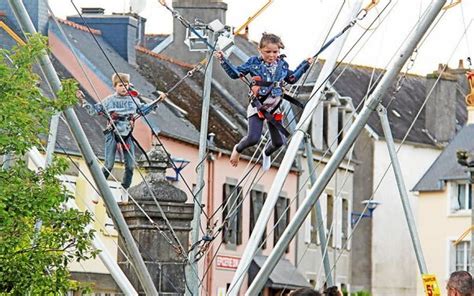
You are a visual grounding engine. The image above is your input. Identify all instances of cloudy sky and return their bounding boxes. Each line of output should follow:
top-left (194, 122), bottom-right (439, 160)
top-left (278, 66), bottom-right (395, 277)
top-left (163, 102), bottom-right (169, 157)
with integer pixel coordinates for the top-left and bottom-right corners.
top-left (49, 0), bottom-right (473, 75)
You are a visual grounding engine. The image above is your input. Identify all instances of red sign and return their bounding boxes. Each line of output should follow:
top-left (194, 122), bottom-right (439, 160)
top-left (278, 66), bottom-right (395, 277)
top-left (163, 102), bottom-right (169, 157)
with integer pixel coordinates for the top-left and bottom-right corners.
top-left (216, 255), bottom-right (240, 270)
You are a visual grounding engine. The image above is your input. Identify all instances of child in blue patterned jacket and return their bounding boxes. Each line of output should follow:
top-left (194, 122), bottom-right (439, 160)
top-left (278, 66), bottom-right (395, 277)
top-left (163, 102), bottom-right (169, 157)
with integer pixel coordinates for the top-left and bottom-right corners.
top-left (215, 33), bottom-right (313, 170)
top-left (76, 73), bottom-right (164, 190)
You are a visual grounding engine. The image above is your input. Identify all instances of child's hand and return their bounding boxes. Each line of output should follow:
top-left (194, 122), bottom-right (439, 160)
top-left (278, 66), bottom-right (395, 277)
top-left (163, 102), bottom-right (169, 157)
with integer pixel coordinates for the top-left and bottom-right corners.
top-left (157, 91), bottom-right (167, 102)
top-left (306, 57), bottom-right (314, 64)
top-left (75, 90), bottom-right (85, 105)
top-left (214, 50), bottom-right (225, 61)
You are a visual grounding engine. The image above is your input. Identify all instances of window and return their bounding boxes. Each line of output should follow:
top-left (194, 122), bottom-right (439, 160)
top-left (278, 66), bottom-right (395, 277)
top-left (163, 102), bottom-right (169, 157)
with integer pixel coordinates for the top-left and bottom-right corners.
top-left (249, 190), bottom-right (266, 249)
top-left (326, 194), bottom-right (334, 244)
top-left (342, 198), bottom-right (350, 249)
top-left (450, 241), bottom-right (471, 273)
top-left (58, 175), bottom-right (77, 197)
top-left (222, 184), bottom-right (243, 245)
top-left (450, 183), bottom-right (472, 213)
top-left (305, 192), bottom-right (329, 246)
top-left (338, 109), bottom-right (344, 144)
top-left (274, 196), bottom-right (290, 252)
top-left (310, 207), bottom-right (318, 244)
top-left (323, 104), bottom-right (329, 147)
top-left (104, 181), bottom-right (122, 235)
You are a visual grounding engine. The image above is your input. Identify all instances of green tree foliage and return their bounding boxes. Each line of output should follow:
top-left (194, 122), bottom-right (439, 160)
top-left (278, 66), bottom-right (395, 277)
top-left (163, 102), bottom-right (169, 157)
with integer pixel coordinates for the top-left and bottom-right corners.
top-left (0, 34), bottom-right (96, 294)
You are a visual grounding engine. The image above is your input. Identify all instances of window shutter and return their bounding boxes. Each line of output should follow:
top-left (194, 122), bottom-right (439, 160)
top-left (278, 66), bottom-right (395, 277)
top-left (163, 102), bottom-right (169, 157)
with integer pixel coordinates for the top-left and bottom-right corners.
top-left (312, 101), bottom-right (324, 150)
top-left (304, 212), bottom-right (311, 244)
top-left (346, 198), bottom-right (352, 250)
top-left (262, 193), bottom-right (268, 249)
top-left (236, 194), bottom-right (243, 245)
top-left (448, 241), bottom-right (456, 274)
top-left (335, 197), bottom-right (343, 249)
top-left (320, 192), bottom-right (327, 245)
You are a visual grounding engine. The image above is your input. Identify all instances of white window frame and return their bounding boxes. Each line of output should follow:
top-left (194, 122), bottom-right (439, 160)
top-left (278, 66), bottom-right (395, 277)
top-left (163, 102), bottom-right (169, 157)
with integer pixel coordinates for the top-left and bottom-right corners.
top-left (341, 195), bottom-right (352, 251)
top-left (304, 206), bottom-right (312, 245)
top-left (304, 190), bottom-right (325, 246)
top-left (103, 180), bottom-right (122, 236)
top-left (58, 175), bottom-right (77, 197)
top-left (448, 182), bottom-right (472, 216)
top-left (448, 238), bottom-right (471, 275)
top-left (335, 196), bottom-right (343, 249)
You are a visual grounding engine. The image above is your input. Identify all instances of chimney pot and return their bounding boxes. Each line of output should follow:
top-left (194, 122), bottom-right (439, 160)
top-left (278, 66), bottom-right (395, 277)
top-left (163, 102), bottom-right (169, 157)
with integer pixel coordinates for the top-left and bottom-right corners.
top-left (81, 7), bottom-right (105, 14)
top-left (458, 59), bottom-right (465, 69)
top-left (438, 63), bottom-right (445, 72)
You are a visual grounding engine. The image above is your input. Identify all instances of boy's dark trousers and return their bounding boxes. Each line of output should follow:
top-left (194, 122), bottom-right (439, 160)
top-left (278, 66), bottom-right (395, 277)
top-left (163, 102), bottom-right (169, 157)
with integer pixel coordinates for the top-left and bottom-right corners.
top-left (102, 131), bottom-right (135, 189)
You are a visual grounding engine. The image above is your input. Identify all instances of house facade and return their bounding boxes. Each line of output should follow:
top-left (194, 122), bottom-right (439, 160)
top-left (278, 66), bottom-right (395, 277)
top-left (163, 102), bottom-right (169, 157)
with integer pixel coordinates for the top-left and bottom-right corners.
top-left (413, 110), bottom-right (474, 295)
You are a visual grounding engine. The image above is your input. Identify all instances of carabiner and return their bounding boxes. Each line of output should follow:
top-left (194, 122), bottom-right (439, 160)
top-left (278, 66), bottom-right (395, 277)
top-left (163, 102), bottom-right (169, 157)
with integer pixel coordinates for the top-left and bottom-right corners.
top-left (357, 9), bottom-right (368, 20)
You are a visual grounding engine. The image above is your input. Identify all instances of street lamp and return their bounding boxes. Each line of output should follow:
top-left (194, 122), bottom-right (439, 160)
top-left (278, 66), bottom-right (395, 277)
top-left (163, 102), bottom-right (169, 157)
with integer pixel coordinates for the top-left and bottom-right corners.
top-left (351, 199), bottom-right (382, 227)
top-left (166, 157), bottom-right (190, 182)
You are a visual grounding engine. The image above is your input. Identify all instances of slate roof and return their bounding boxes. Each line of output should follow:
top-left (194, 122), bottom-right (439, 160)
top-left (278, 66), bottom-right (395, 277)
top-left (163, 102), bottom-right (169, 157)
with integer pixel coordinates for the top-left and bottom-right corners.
top-left (413, 124), bottom-right (474, 192)
top-left (144, 34), bottom-right (168, 50)
top-left (48, 19), bottom-right (201, 154)
top-left (304, 61), bottom-right (468, 146)
top-left (136, 50), bottom-right (247, 152)
top-left (50, 56), bottom-right (109, 157)
top-left (0, 22), bottom-right (21, 50)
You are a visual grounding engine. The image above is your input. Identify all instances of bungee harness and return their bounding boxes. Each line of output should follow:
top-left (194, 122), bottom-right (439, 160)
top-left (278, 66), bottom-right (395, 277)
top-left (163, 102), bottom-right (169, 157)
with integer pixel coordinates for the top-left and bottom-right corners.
top-left (248, 74), bottom-right (306, 137)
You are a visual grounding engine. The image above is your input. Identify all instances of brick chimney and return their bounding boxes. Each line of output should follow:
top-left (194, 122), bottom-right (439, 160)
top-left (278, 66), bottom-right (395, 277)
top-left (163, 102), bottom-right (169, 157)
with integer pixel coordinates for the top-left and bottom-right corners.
top-left (67, 8), bottom-right (145, 65)
top-left (424, 64), bottom-right (458, 143)
top-left (0, 0), bottom-right (48, 35)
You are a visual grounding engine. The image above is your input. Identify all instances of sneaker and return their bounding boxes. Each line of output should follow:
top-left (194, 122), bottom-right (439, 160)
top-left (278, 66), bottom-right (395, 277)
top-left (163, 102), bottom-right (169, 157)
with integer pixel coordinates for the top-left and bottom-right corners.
top-left (120, 187), bottom-right (129, 202)
top-left (262, 152), bottom-right (271, 171)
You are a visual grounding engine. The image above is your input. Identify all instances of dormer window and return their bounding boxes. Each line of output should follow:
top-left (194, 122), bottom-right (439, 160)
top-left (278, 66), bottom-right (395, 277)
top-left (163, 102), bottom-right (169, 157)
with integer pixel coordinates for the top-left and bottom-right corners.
top-left (450, 182), bottom-right (472, 213)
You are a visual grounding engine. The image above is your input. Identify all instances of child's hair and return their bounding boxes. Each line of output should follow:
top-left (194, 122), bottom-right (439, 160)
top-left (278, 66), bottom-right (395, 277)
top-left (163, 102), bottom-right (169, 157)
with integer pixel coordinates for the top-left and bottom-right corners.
top-left (112, 73), bottom-right (130, 86)
top-left (259, 32), bottom-right (285, 49)
top-left (323, 286), bottom-right (340, 296)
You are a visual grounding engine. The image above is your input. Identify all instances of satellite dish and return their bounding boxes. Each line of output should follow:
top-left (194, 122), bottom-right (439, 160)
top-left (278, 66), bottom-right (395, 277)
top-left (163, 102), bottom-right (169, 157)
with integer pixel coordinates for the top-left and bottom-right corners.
top-left (130, 0), bottom-right (147, 14)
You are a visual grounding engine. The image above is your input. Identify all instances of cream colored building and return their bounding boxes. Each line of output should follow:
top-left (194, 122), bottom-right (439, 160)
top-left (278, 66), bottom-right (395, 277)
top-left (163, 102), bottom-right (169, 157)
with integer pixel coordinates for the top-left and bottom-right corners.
top-left (413, 122), bottom-right (474, 295)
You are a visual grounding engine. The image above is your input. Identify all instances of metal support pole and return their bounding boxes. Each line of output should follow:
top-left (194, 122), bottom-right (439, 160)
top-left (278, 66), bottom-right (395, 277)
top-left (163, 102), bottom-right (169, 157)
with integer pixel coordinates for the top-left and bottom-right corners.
top-left (377, 105), bottom-right (428, 274)
top-left (246, 1), bottom-right (446, 293)
top-left (8, 1), bottom-right (158, 294)
top-left (228, 2), bottom-right (363, 294)
top-left (45, 114), bottom-right (60, 166)
top-left (304, 135), bottom-right (334, 286)
top-left (187, 31), bottom-right (215, 296)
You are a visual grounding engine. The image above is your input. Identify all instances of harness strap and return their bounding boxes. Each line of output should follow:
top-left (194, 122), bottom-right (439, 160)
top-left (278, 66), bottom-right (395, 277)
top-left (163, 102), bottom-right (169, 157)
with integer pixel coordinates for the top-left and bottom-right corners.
top-left (282, 93), bottom-right (305, 109)
top-left (132, 135), bottom-right (152, 166)
top-left (250, 97), bottom-right (290, 137)
top-left (252, 80), bottom-right (282, 88)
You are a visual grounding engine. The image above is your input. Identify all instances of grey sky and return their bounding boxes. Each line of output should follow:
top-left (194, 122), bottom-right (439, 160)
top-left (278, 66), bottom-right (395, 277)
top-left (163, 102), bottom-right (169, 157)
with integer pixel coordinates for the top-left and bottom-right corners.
top-left (49, 0), bottom-right (474, 75)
